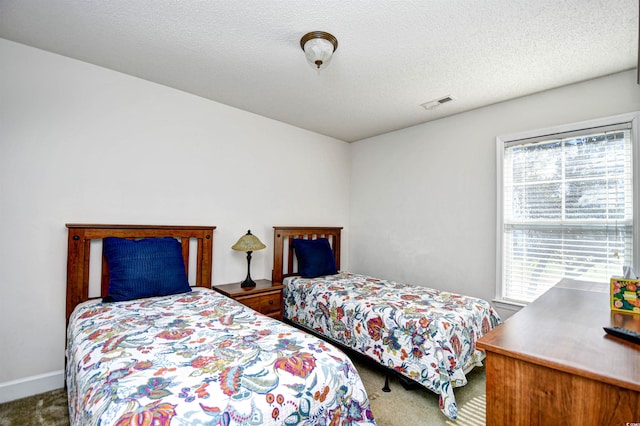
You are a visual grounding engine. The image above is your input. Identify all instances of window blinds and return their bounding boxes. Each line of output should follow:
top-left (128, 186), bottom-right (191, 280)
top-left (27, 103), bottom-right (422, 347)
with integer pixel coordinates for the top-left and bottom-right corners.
top-left (502, 124), bottom-right (633, 303)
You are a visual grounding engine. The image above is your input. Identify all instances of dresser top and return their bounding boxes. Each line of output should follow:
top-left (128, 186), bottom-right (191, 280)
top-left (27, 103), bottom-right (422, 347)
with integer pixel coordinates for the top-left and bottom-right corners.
top-left (478, 278), bottom-right (640, 391)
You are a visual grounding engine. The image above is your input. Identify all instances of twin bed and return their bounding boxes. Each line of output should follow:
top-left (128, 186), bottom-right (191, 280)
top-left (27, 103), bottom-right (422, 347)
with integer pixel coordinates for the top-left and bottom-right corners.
top-left (272, 226), bottom-right (502, 420)
top-left (65, 224), bottom-right (500, 424)
top-left (65, 224), bottom-right (374, 425)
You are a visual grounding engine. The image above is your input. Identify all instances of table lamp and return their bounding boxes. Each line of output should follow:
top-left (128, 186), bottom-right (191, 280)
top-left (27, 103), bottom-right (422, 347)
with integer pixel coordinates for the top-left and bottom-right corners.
top-left (231, 230), bottom-right (266, 288)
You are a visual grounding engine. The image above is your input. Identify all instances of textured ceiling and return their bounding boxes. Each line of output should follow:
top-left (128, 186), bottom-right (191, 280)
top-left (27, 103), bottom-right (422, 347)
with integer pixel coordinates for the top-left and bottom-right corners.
top-left (0, 0), bottom-right (638, 142)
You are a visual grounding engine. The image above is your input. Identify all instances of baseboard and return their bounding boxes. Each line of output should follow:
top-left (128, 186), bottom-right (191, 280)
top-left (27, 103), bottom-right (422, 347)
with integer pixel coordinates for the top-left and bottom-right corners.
top-left (0, 370), bottom-right (64, 404)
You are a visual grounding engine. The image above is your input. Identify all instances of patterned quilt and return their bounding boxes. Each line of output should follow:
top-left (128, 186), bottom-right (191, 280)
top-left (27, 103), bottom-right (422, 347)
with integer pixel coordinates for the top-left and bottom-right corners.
top-left (66, 288), bottom-right (375, 426)
top-left (283, 273), bottom-right (502, 420)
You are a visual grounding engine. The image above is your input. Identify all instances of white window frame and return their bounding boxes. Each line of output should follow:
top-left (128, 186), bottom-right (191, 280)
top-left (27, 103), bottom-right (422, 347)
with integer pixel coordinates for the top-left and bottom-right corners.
top-left (496, 112), bottom-right (640, 308)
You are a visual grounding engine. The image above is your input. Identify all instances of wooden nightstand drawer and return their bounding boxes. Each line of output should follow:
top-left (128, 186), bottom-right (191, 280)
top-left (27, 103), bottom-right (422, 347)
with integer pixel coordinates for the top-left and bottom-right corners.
top-left (236, 291), bottom-right (282, 317)
top-left (213, 279), bottom-right (284, 320)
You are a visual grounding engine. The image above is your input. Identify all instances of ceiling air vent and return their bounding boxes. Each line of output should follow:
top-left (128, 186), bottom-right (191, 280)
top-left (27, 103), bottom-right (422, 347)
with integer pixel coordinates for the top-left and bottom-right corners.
top-left (421, 95), bottom-right (455, 110)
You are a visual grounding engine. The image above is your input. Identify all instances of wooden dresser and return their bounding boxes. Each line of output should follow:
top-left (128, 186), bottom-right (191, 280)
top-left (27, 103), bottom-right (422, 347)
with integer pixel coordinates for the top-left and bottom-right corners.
top-left (477, 279), bottom-right (640, 425)
top-left (213, 279), bottom-right (284, 320)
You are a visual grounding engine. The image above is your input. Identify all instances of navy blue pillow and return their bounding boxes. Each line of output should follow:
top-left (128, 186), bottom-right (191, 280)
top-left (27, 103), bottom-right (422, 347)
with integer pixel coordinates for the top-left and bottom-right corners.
top-left (102, 237), bottom-right (191, 302)
top-left (292, 238), bottom-right (338, 278)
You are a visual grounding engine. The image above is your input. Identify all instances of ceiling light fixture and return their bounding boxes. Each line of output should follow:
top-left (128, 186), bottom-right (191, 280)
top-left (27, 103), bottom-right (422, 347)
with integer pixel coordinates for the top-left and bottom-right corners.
top-left (300, 31), bottom-right (338, 71)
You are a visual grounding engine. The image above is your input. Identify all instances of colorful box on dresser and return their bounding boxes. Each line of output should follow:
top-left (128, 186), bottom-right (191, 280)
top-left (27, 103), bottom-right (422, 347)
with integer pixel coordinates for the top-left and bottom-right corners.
top-left (611, 278), bottom-right (640, 314)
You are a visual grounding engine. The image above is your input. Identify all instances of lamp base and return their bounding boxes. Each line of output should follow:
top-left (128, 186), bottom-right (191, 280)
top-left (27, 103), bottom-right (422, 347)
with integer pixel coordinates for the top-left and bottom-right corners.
top-left (240, 250), bottom-right (256, 288)
top-left (240, 277), bottom-right (257, 288)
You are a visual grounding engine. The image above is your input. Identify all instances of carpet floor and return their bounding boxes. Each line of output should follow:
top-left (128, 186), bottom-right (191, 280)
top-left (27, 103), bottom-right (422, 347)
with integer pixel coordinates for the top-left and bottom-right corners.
top-left (353, 357), bottom-right (486, 426)
top-left (0, 388), bottom-right (68, 426)
top-left (0, 359), bottom-right (485, 426)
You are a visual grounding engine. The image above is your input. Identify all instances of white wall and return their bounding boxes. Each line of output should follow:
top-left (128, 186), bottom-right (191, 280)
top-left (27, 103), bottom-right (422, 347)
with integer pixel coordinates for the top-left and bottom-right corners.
top-left (349, 70), bottom-right (640, 320)
top-left (0, 39), bottom-right (351, 401)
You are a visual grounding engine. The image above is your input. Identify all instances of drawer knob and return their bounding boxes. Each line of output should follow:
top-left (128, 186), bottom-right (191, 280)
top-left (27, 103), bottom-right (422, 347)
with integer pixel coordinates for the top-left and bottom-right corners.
top-left (269, 300), bottom-right (274, 305)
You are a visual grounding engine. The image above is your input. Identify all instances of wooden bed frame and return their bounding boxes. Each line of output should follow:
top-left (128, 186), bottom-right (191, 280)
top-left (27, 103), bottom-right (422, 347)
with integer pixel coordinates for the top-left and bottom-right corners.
top-left (272, 226), bottom-right (342, 283)
top-left (65, 224), bottom-right (215, 320)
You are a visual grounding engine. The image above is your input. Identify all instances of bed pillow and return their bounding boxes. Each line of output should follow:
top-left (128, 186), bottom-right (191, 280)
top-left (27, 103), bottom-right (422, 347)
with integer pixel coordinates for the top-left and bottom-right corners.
top-left (292, 238), bottom-right (338, 278)
top-left (102, 237), bottom-right (191, 302)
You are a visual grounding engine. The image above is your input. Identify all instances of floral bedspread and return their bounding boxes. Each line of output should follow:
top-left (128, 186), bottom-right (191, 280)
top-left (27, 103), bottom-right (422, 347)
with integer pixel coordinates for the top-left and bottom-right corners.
top-left (283, 273), bottom-right (502, 420)
top-left (66, 288), bottom-right (375, 426)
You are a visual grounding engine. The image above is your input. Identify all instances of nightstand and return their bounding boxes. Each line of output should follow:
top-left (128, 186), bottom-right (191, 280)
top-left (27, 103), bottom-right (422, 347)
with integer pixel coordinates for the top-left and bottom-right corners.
top-left (213, 279), bottom-right (284, 320)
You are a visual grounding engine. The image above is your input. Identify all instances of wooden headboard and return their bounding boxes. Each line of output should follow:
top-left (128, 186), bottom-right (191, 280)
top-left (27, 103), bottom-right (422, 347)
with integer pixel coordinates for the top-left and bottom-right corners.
top-left (272, 226), bottom-right (342, 283)
top-left (66, 224), bottom-right (215, 320)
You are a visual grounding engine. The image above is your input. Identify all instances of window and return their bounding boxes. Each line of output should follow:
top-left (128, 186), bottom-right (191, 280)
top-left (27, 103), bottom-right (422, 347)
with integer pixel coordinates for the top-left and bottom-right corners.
top-left (497, 112), bottom-right (639, 305)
